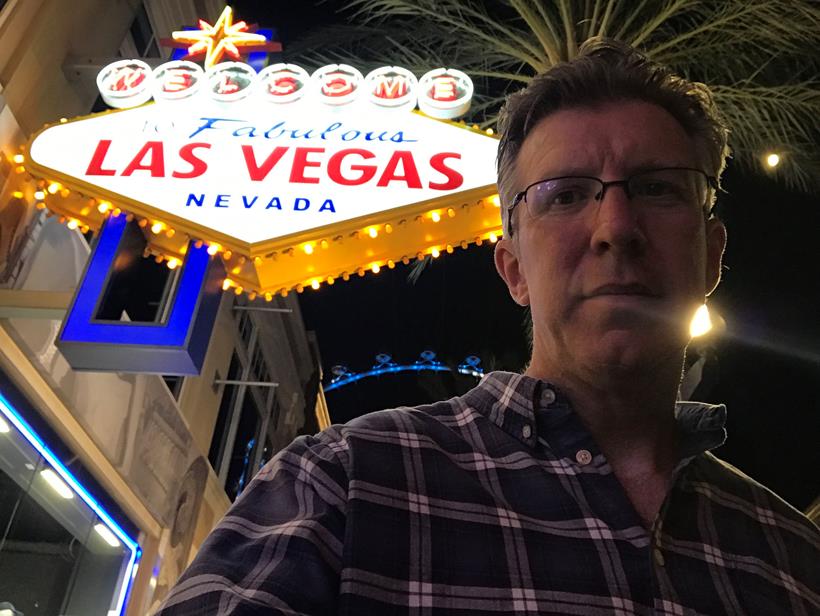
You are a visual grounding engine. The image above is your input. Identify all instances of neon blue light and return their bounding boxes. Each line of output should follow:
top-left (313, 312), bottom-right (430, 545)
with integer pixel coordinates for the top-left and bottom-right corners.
top-left (170, 27), bottom-right (277, 71)
top-left (0, 391), bottom-right (140, 615)
top-left (61, 214), bottom-right (210, 346)
top-left (325, 364), bottom-right (455, 391)
top-left (248, 28), bottom-right (277, 72)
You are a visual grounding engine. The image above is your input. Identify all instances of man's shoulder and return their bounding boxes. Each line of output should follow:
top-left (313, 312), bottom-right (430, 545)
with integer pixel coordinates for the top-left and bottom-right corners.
top-left (692, 452), bottom-right (819, 539)
top-left (284, 394), bottom-right (478, 461)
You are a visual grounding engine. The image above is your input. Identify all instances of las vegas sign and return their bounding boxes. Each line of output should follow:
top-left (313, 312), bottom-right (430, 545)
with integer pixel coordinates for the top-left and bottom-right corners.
top-left (24, 59), bottom-right (501, 297)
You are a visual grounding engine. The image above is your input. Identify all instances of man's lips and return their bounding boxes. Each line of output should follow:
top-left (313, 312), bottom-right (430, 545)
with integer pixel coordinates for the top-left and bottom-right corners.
top-left (584, 283), bottom-right (660, 298)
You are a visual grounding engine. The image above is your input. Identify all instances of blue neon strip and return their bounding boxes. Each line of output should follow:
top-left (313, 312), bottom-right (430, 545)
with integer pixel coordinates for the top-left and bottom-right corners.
top-left (325, 364), bottom-right (453, 392)
top-left (0, 391), bottom-right (140, 615)
top-left (248, 28), bottom-right (276, 72)
top-left (61, 214), bottom-right (210, 346)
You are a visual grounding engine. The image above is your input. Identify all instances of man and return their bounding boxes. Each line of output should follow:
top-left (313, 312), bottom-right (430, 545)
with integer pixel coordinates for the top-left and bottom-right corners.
top-left (158, 39), bottom-right (818, 615)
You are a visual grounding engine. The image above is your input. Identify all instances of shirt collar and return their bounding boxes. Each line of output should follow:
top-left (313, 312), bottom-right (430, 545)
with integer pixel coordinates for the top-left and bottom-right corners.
top-left (463, 371), bottom-right (727, 457)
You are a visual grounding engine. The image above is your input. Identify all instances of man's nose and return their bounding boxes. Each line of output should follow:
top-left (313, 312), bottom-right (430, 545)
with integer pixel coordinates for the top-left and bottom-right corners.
top-left (588, 183), bottom-right (647, 255)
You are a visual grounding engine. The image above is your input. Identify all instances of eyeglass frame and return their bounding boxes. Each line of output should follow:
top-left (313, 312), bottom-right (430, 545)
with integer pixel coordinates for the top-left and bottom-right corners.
top-left (505, 166), bottom-right (719, 235)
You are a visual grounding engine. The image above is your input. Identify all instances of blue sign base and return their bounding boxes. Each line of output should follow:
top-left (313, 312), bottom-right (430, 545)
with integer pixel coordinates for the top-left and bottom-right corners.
top-left (57, 214), bottom-right (223, 375)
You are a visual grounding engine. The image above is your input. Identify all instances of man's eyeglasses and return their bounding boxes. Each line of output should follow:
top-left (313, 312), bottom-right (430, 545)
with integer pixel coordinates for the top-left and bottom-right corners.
top-left (506, 167), bottom-right (717, 235)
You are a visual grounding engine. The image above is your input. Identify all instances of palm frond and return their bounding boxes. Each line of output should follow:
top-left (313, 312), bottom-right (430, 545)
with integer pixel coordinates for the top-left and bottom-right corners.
top-left (285, 0), bottom-right (820, 191)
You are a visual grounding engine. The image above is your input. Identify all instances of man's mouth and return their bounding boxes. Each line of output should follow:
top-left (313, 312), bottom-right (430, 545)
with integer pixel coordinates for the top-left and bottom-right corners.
top-left (586, 283), bottom-right (660, 298)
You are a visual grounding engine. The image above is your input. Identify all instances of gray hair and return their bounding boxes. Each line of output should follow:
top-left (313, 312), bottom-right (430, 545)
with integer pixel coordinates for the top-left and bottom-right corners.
top-left (496, 37), bottom-right (730, 235)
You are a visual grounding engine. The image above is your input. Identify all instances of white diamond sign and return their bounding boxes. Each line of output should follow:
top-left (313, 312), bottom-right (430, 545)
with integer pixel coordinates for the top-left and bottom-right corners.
top-left (27, 100), bottom-right (499, 248)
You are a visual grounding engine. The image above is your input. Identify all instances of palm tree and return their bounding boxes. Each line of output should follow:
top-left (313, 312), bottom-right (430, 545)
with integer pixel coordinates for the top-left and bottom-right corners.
top-left (288, 0), bottom-right (820, 192)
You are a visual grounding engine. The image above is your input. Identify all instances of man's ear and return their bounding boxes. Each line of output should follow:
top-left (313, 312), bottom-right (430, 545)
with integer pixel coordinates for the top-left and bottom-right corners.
top-left (494, 238), bottom-right (530, 306)
top-left (704, 217), bottom-right (727, 296)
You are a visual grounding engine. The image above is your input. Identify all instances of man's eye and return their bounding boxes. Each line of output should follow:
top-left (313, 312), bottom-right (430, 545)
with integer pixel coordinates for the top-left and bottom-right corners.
top-left (551, 189), bottom-right (586, 205)
top-left (634, 180), bottom-right (679, 197)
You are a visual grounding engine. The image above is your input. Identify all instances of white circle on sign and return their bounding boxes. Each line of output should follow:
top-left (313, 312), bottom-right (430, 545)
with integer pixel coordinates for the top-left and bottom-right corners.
top-left (257, 63), bottom-right (310, 104)
top-left (311, 64), bottom-right (364, 106)
top-left (364, 66), bottom-right (418, 111)
top-left (96, 59), bottom-right (153, 109)
top-left (204, 62), bottom-right (257, 103)
top-left (418, 68), bottom-right (474, 120)
top-left (152, 61), bottom-right (204, 103)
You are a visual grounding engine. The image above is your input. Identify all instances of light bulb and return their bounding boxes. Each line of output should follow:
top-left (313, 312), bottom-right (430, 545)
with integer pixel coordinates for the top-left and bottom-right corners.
top-left (690, 304), bottom-right (712, 337)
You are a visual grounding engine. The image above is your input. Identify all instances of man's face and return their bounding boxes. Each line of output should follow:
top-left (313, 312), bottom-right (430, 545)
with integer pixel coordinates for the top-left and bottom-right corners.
top-left (495, 100), bottom-right (726, 376)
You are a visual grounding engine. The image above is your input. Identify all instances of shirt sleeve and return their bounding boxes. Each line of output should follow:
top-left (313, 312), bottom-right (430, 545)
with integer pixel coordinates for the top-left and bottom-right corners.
top-left (154, 430), bottom-right (349, 616)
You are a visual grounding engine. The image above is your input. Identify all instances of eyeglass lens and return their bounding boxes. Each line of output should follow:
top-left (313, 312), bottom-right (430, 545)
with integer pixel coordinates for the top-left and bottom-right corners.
top-left (526, 169), bottom-right (708, 218)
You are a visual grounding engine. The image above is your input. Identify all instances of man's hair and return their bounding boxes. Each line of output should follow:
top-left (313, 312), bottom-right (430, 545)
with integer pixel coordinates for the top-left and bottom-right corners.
top-left (496, 37), bottom-right (730, 235)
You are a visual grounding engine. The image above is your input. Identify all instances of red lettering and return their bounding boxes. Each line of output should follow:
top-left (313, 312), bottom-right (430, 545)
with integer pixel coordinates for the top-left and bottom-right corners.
top-left (269, 77), bottom-right (297, 95)
top-left (428, 152), bottom-right (463, 190)
top-left (322, 73), bottom-right (354, 97)
top-left (377, 151), bottom-right (422, 188)
top-left (173, 143), bottom-right (211, 178)
top-left (242, 145), bottom-right (289, 181)
top-left (85, 140), bottom-right (117, 176)
top-left (290, 147), bottom-right (325, 184)
top-left (121, 141), bottom-right (165, 177)
top-left (163, 70), bottom-right (194, 93)
top-left (109, 67), bottom-right (146, 92)
top-left (327, 149), bottom-right (377, 186)
top-left (431, 77), bottom-right (457, 101)
top-left (374, 76), bottom-right (408, 99)
top-left (216, 74), bottom-right (240, 94)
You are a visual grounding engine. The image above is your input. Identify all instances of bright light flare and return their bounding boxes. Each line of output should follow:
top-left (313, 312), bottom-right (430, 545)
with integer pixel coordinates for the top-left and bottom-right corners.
top-left (41, 468), bottom-right (74, 499)
top-left (431, 211), bottom-right (441, 223)
top-left (303, 243), bottom-right (314, 254)
top-left (0, 416), bottom-right (9, 433)
top-left (368, 227), bottom-right (379, 238)
top-left (94, 523), bottom-right (121, 547)
top-left (765, 153), bottom-right (780, 168)
top-left (689, 304), bottom-right (712, 338)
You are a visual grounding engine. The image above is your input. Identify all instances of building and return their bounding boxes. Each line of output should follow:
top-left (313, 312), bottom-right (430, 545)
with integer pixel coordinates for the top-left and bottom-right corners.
top-left (0, 1), bottom-right (328, 613)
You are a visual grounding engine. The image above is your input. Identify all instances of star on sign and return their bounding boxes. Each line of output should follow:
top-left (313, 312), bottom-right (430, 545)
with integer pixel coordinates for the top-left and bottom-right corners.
top-left (172, 6), bottom-right (268, 69)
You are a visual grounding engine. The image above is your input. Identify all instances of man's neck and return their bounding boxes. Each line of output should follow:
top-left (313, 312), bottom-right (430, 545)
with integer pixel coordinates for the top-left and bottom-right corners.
top-left (526, 355), bottom-right (684, 527)
top-left (525, 354), bottom-right (683, 483)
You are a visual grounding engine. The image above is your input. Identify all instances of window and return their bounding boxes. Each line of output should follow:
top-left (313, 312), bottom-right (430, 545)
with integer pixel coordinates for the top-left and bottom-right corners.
top-left (251, 345), bottom-right (268, 382)
top-left (236, 308), bottom-right (254, 350)
top-left (207, 352), bottom-right (242, 472)
top-left (207, 306), bottom-right (283, 500)
top-left (162, 375), bottom-right (184, 400)
top-left (129, 3), bottom-right (160, 58)
top-left (258, 436), bottom-right (273, 471)
top-left (0, 386), bottom-right (138, 615)
top-left (225, 393), bottom-right (261, 501)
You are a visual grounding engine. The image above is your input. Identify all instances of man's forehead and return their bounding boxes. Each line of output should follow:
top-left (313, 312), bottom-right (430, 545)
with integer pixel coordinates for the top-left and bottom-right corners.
top-left (515, 101), bottom-right (698, 181)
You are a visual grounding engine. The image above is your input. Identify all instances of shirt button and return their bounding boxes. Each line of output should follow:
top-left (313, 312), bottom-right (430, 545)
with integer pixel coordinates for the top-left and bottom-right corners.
top-left (653, 548), bottom-right (665, 566)
top-left (542, 388), bottom-right (556, 404)
top-left (575, 449), bottom-right (592, 465)
top-left (522, 425), bottom-right (532, 439)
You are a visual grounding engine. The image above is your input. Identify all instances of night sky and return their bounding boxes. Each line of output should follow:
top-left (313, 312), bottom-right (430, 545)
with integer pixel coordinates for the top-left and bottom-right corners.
top-left (234, 1), bottom-right (819, 511)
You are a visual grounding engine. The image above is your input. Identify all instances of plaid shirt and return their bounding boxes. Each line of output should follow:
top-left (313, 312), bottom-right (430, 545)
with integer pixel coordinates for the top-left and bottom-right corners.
top-left (157, 371), bottom-right (819, 615)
